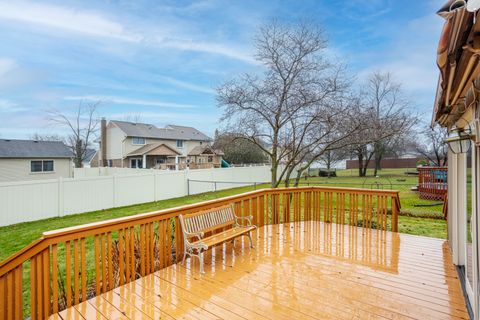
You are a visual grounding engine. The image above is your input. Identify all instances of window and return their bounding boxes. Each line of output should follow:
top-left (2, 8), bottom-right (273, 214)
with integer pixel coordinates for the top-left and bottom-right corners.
top-left (31, 160), bottom-right (54, 173)
top-left (176, 140), bottom-right (184, 148)
top-left (208, 156), bottom-right (213, 163)
top-left (31, 161), bottom-right (42, 172)
top-left (108, 160), bottom-right (113, 167)
top-left (132, 137), bottom-right (146, 145)
top-left (43, 160), bottom-right (54, 171)
top-left (130, 158), bottom-right (143, 168)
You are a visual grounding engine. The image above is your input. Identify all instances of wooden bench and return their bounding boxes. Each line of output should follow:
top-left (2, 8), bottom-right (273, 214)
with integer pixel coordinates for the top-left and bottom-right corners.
top-left (179, 204), bottom-right (256, 273)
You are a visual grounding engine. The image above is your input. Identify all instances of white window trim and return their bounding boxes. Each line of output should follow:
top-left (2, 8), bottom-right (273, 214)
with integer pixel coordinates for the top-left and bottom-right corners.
top-left (30, 159), bottom-right (55, 174)
top-left (132, 137), bottom-right (146, 145)
top-left (176, 140), bottom-right (184, 148)
top-left (130, 157), bottom-right (143, 168)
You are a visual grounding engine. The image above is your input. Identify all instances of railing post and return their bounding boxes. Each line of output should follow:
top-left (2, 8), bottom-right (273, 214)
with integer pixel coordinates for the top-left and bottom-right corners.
top-left (392, 196), bottom-right (399, 232)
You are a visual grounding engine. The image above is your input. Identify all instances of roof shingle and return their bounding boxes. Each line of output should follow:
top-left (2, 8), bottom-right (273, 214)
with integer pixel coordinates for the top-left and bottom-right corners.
top-left (0, 139), bottom-right (73, 158)
top-left (111, 120), bottom-right (211, 141)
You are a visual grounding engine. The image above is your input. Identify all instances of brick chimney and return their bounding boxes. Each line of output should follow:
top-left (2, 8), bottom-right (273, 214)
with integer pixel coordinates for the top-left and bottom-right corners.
top-left (101, 118), bottom-right (107, 167)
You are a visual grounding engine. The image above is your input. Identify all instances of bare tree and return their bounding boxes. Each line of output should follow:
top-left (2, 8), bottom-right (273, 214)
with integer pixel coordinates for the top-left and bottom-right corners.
top-left (319, 149), bottom-right (347, 171)
top-left (218, 20), bottom-right (354, 187)
top-left (415, 125), bottom-right (448, 166)
top-left (353, 72), bottom-right (414, 176)
top-left (30, 133), bottom-right (64, 142)
top-left (48, 102), bottom-right (100, 168)
top-left (282, 94), bottom-right (365, 187)
top-left (123, 113), bottom-right (144, 123)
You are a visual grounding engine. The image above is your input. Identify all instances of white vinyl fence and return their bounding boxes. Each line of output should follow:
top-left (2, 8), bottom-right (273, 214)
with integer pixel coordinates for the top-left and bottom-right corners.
top-left (0, 166), bottom-right (275, 226)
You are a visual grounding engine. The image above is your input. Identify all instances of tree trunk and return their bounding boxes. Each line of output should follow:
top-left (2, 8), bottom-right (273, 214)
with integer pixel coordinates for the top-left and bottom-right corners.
top-left (271, 160), bottom-right (278, 188)
top-left (326, 150), bottom-right (332, 171)
top-left (357, 151), bottom-right (365, 177)
top-left (293, 167), bottom-right (306, 187)
top-left (284, 165), bottom-right (295, 188)
top-left (373, 153), bottom-right (382, 176)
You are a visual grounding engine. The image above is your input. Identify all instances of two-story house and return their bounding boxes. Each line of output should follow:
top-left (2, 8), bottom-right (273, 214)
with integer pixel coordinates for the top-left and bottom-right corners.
top-left (98, 119), bottom-right (223, 169)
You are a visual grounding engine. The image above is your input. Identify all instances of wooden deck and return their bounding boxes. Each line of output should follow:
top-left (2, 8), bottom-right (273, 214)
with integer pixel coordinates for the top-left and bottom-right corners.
top-left (50, 221), bottom-right (467, 320)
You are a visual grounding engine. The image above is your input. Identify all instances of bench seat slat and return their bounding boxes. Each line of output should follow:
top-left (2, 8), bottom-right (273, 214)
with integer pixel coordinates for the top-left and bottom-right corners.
top-left (191, 226), bottom-right (256, 248)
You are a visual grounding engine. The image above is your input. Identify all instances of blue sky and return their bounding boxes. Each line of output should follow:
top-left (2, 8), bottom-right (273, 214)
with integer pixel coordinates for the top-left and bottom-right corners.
top-left (0, 0), bottom-right (444, 139)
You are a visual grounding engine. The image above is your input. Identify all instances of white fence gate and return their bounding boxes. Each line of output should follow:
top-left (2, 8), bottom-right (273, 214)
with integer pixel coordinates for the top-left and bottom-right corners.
top-left (0, 166), bottom-right (275, 226)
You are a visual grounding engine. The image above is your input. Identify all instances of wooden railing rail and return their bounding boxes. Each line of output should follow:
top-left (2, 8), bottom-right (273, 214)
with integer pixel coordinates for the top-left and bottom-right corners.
top-left (0, 186), bottom-right (400, 319)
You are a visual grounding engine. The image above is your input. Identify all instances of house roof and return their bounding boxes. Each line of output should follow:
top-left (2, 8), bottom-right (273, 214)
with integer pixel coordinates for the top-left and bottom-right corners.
top-left (82, 149), bottom-right (97, 163)
top-left (188, 145), bottom-right (224, 156)
top-left (0, 139), bottom-right (73, 158)
top-left (110, 120), bottom-right (211, 141)
top-left (127, 143), bottom-right (181, 157)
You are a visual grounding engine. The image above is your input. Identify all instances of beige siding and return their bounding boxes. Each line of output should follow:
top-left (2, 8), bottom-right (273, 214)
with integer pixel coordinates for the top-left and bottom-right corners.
top-left (106, 124), bottom-right (126, 159)
top-left (124, 137), bottom-right (204, 158)
top-left (90, 152), bottom-right (100, 167)
top-left (0, 158), bottom-right (73, 182)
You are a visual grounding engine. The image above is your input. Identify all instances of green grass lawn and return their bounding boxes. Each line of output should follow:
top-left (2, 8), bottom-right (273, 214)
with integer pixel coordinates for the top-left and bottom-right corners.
top-left (0, 168), bottom-right (446, 262)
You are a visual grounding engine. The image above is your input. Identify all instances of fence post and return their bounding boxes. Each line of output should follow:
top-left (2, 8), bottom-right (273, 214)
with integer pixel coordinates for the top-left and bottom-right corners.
top-left (187, 179), bottom-right (190, 196)
top-left (154, 171), bottom-right (158, 202)
top-left (112, 174), bottom-right (117, 207)
top-left (58, 177), bottom-right (64, 217)
top-left (214, 181), bottom-right (217, 192)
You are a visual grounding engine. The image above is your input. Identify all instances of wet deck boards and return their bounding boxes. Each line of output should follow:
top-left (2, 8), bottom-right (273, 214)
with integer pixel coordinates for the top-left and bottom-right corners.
top-left (50, 221), bottom-right (469, 320)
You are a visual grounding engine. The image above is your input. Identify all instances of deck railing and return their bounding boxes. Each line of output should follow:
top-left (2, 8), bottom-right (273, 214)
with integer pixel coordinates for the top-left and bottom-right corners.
top-left (418, 166), bottom-right (448, 200)
top-left (0, 186), bottom-right (400, 320)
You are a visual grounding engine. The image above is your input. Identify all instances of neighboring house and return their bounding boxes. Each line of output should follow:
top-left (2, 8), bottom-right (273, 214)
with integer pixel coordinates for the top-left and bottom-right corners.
top-left (0, 139), bottom-right (73, 182)
top-left (188, 145), bottom-right (224, 169)
top-left (97, 119), bottom-right (223, 169)
top-left (82, 149), bottom-right (98, 168)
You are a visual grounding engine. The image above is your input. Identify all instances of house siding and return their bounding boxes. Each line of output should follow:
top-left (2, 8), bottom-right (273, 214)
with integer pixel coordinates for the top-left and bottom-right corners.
top-left (0, 158), bottom-right (73, 182)
top-left (106, 124), bottom-right (126, 160)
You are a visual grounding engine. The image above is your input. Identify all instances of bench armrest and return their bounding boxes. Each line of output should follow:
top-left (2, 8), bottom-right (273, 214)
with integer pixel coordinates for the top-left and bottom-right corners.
top-left (184, 231), bottom-right (204, 240)
top-left (236, 215), bottom-right (254, 226)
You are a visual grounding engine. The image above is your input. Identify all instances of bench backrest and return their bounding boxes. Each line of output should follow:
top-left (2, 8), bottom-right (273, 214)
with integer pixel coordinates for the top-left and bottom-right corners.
top-left (180, 204), bottom-right (236, 236)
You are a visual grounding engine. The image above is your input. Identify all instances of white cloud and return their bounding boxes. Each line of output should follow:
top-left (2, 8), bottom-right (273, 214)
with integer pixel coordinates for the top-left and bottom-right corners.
top-left (0, 99), bottom-right (26, 112)
top-left (0, 57), bottom-right (16, 77)
top-left (0, 1), bottom-right (138, 42)
top-left (356, 13), bottom-right (442, 111)
top-left (159, 38), bottom-right (256, 64)
top-left (159, 76), bottom-right (215, 94)
top-left (0, 1), bottom-right (254, 63)
top-left (64, 95), bottom-right (197, 109)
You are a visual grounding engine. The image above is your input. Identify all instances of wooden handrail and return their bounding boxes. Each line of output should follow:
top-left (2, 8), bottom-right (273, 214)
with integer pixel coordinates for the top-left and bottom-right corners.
top-left (0, 186), bottom-right (401, 319)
